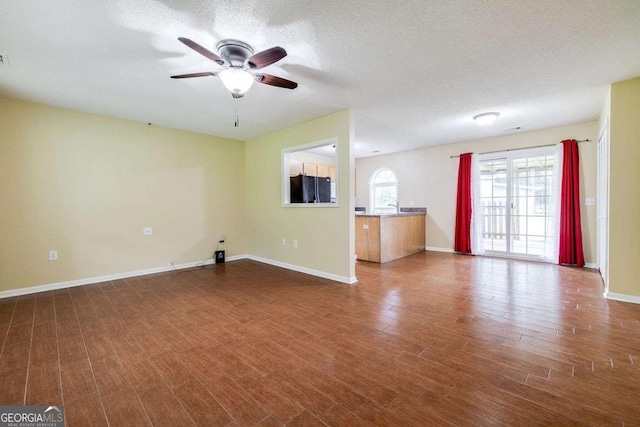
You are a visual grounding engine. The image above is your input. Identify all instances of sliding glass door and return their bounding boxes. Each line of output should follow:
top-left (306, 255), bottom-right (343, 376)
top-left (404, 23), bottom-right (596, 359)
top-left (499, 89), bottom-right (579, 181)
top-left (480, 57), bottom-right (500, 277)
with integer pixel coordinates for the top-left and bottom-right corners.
top-left (479, 148), bottom-right (557, 260)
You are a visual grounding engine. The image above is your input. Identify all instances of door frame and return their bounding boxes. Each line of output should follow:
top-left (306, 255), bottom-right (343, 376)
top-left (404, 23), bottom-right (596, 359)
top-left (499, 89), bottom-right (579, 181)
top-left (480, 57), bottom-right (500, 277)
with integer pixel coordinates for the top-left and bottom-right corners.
top-left (480, 145), bottom-right (557, 261)
top-left (597, 118), bottom-right (610, 292)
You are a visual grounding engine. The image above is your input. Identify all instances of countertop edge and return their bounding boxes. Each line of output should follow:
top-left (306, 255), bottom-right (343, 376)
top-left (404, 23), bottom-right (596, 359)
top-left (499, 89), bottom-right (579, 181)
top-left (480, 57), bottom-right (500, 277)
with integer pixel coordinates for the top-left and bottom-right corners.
top-left (355, 213), bottom-right (426, 218)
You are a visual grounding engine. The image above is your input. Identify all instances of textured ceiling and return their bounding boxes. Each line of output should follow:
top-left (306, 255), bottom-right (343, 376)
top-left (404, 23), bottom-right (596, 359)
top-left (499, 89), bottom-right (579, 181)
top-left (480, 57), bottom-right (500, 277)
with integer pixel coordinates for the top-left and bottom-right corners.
top-left (1, 1), bottom-right (640, 158)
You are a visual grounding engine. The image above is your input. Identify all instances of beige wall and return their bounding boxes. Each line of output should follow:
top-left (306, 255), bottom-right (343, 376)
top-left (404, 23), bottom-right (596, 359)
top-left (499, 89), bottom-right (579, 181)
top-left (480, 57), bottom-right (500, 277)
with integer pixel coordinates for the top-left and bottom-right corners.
top-left (609, 77), bottom-right (640, 297)
top-left (356, 122), bottom-right (599, 264)
top-left (245, 110), bottom-right (355, 282)
top-left (0, 97), bottom-right (247, 292)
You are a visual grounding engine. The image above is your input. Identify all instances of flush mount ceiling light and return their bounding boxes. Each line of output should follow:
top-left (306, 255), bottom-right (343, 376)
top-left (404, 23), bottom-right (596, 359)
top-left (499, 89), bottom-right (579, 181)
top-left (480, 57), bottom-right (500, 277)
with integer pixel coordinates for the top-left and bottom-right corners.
top-left (473, 112), bottom-right (500, 126)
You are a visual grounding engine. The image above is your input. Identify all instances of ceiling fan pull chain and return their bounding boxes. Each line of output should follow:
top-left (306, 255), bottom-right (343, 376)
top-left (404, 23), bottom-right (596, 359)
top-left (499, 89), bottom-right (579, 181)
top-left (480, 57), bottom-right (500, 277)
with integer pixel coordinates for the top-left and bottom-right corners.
top-left (234, 102), bottom-right (239, 127)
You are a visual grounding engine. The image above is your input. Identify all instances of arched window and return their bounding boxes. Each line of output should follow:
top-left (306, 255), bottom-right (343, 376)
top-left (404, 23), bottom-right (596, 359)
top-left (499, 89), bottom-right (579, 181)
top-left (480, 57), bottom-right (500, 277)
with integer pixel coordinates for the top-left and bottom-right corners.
top-left (369, 168), bottom-right (399, 214)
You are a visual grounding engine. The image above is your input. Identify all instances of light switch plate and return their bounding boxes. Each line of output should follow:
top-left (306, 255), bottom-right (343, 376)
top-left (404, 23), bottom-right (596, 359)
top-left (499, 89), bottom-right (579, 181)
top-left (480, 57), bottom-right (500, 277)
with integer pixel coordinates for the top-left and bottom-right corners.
top-left (363, 224), bottom-right (369, 229)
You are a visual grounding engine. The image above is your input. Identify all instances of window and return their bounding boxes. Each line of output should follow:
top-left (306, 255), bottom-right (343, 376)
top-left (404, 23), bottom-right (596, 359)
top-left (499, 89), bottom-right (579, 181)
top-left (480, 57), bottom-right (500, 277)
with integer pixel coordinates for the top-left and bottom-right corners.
top-left (369, 168), bottom-right (398, 214)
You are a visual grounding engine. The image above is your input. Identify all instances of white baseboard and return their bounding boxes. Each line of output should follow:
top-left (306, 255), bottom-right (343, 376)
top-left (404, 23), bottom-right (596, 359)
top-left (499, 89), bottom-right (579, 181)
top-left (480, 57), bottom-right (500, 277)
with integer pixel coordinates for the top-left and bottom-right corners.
top-left (223, 255), bottom-right (248, 263)
top-left (603, 292), bottom-right (640, 305)
top-left (0, 253), bottom-right (354, 299)
top-left (245, 255), bottom-right (357, 284)
top-left (425, 246), bottom-right (455, 253)
top-left (0, 255), bottom-right (248, 300)
top-left (584, 263), bottom-right (597, 269)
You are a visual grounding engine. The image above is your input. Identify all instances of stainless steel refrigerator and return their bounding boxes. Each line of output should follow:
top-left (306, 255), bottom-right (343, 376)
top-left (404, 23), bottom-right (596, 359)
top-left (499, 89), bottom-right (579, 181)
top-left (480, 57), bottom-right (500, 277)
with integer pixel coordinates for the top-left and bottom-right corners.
top-left (290, 175), bottom-right (331, 203)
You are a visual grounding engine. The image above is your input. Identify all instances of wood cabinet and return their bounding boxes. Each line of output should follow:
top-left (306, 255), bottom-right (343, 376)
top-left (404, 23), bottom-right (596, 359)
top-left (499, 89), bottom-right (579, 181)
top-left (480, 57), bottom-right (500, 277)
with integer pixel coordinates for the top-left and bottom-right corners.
top-left (291, 162), bottom-right (336, 182)
top-left (303, 162), bottom-right (317, 176)
top-left (356, 214), bottom-right (426, 263)
top-left (289, 160), bottom-right (303, 176)
top-left (356, 216), bottom-right (381, 262)
top-left (316, 163), bottom-right (331, 179)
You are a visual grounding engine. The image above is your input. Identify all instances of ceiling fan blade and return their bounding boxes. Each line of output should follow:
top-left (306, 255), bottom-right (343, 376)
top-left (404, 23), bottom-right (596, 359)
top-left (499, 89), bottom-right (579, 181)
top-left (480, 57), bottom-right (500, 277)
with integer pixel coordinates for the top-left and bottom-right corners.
top-left (170, 72), bottom-right (218, 79)
top-left (246, 47), bottom-right (287, 69)
top-left (178, 37), bottom-right (224, 65)
top-left (255, 73), bottom-right (298, 89)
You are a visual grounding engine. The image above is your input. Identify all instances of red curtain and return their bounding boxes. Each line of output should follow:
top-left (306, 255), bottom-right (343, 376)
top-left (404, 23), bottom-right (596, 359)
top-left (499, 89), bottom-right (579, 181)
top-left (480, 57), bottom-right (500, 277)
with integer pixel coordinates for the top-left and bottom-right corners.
top-left (455, 153), bottom-right (473, 254)
top-left (559, 139), bottom-right (585, 266)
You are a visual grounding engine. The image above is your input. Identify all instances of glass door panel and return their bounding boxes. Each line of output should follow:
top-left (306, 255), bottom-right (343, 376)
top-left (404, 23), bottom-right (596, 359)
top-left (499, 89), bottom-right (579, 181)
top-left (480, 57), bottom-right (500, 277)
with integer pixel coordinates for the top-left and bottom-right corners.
top-left (480, 159), bottom-right (508, 252)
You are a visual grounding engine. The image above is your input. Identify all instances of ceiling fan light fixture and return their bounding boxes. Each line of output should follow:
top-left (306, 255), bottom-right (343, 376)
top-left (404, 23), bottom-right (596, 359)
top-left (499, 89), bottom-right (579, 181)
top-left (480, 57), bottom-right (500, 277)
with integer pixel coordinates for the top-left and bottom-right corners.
top-left (219, 68), bottom-right (254, 95)
top-left (473, 112), bottom-right (500, 126)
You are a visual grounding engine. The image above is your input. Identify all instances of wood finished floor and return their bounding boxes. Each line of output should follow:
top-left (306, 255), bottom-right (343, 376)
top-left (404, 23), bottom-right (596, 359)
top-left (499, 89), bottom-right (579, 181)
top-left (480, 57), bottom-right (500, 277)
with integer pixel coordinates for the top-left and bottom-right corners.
top-left (1, 252), bottom-right (639, 426)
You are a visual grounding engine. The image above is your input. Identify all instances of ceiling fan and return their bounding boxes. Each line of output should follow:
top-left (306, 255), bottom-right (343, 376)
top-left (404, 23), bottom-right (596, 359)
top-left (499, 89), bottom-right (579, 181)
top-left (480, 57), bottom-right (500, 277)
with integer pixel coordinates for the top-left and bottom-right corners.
top-left (171, 37), bottom-right (298, 98)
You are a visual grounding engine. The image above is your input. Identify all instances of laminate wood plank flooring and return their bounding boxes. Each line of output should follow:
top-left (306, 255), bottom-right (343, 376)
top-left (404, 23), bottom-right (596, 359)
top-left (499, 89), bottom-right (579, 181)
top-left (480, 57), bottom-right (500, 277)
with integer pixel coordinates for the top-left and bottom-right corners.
top-left (1, 251), bottom-right (639, 426)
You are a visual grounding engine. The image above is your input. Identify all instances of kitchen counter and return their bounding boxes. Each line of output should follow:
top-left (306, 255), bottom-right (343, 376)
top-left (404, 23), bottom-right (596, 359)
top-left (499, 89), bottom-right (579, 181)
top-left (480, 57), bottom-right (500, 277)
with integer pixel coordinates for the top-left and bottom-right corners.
top-left (355, 212), bottom-right (424, 218)
top-left (355, 213), bottom-right (426, 263)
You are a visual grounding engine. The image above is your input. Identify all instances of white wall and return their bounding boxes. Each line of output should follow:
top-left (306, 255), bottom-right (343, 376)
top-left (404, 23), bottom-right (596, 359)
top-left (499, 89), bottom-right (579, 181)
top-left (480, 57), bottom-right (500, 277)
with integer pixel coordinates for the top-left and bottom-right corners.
top-left (289, 151), bottom-right (336, 166)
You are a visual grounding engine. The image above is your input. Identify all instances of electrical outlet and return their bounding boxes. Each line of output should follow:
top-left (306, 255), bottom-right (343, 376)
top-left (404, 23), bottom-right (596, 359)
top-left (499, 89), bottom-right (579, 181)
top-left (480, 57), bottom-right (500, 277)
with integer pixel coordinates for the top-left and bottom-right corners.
top-left (293, 240), bottom-right (298, 248)
top-left (282, 238), bottom-right (286, 246)
top-left (585, 198), bottom-right (595, 206)
top-left (48, 251), bottom-right (58, 261)
top-left (143, 227), bottom-right (152, 235)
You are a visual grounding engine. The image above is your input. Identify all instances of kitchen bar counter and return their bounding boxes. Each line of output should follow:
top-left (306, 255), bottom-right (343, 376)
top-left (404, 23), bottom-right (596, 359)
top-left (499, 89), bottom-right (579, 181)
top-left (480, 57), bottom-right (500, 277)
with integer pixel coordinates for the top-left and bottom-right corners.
top-left (355, 213), bottom-right (426, 263)
top-left (355, 213), bottom-right (422, 218)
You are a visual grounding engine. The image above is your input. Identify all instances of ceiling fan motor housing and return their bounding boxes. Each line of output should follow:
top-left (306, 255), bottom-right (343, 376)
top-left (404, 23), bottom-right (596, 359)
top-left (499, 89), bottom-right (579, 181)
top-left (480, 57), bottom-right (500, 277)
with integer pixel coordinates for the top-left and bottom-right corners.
top-left (216, 39), bottom-right (254, 68)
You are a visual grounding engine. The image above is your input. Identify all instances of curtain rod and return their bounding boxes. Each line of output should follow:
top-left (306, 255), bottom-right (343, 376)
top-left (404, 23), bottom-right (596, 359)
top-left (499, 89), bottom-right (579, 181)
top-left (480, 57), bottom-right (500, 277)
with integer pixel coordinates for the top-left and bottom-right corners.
top-left (449, 139), bottom-right (590, 158)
